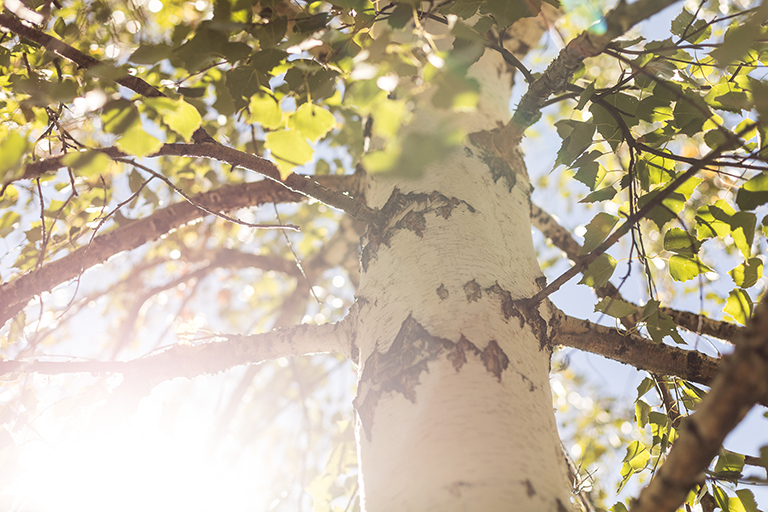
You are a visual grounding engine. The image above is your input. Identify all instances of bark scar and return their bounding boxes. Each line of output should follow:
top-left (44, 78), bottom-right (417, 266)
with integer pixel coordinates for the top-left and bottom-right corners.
top-left (354, 315), bottom-right (510, 441)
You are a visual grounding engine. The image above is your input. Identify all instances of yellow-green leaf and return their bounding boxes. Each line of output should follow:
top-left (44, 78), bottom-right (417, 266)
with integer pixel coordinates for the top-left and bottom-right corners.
top-left (723, 288), bottom-right (752, 325)
top-left (116, 123), bottom-right (163, 158)
top-left (579, 253), bottom-right (616, 289)
top-left (248, 93), bottom-right (283, 130)
top-left (264, 129), bottom-right (313, 180)
top-left (289, 103), bottom-right (336, 142)
top-left (594, 297), bottom-right (638, 318)
top-left (61, 151), bottom-right (113, 178)
top-left (730, 258), bottom-right (762, 288)
top-left (580, 212), bottom-right (619, 254)
top-left (0, 131), bottom-right (28, 176)
top-left (668, 255), bottom-right (712, 282)
top-left (145, 97), bottom-right (202, 141)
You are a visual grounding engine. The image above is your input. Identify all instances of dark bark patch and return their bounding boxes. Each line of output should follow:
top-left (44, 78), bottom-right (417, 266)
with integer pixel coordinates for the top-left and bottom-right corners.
top-left (481, 340), bottom-right (509, 382)
top-left (463, 279), bottom-right (482, 302)
top-left (361, 189), bottom-right (475, 272)
top-left (523, 479), bottom-right (536, 497)
top-left (396, 209), bottom-right (427, 237)
top-left (535, 276), bottom-right (547, 291)
top-left (355, 315), bottom-right (452, 440)
top-left (447, 334), bottom-right (480, 372)
top-left (556, 498), bottom-right (570, 512)
top-left (355, 315), bottom-right (509, 440)
top-left (436, 284), bottom-right (449, 300)
top-left (486, 282), bottom-right (551, 350)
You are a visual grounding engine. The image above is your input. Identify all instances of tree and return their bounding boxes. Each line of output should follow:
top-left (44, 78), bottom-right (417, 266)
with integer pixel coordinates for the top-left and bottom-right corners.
top-left (1, 0), bottom-right (768, 509)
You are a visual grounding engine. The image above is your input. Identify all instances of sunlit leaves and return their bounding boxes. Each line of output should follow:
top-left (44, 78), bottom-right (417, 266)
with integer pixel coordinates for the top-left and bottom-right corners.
top-left (670, 8), bottom-right (711, 44)
top-left (730, 258), bottom-right (763, 288)
top-left (579, 253), bottom-right (616, 289)
top-left (116, 123), bottom-right (163, 158)
top-left (0, 211), bottom-right (20, 237)
top-left (0, 130), bottom-right (28, 177)
top-left (594, 297), bottom-right (637, 318)
top-left (581, 212), bottom-right (618, 254)
top-left (61, 151), bottom-right (113, 178)
top-left (289, 103), bottom-right (336, 142)
top-left (723, 289), bottom-right (752, 325)
top-left (555, 119), bottom-right (595, 167)
top-left (668, 255), bottom-right (712, 282)
top-left (736, 173), bottom-right (768, 211)
top-left (618, 441), bottom-right (649, 493)
top-left (144, 97), bottom-right (202, 142)
top-left (264, 129), bottom-right (313, 180)
top-left (663, 228), bottom-right (700, 257)
top-left (248, 93), bottom-right (283, 130)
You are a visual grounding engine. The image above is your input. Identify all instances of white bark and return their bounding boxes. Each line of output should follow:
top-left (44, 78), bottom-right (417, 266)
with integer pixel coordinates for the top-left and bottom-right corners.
top-left (352, 45), bottom-right (574, 511)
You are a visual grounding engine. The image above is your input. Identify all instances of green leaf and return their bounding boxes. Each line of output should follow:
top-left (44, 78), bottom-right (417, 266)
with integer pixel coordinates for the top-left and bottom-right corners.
top-left (696, 201), bottom-right (735, 239)
top-left (735, 489), bottom-right (760, 512)
top-left (594, 297), bottom-right (638, 318)
top-left (555, 119), bottom-right (595, 168)
top-left (61, 151), bottom-right (113, 178)
top-left (715, 450), bottom-right (745, 475)
top-left (670, 9), bottom-right (695, 38)
top-left (730, 258), bottom-right (763, 288)
top-left (573, 160), bottom-right (606, 191)
top-left (645, 309), bottom-right (685, 344)
top-left (637, 190), bottom-right (686, 229)
top-left (0, 211), bottom-right (20, 237)
top-left (578, 253), bottom-right (616, 289)
top-left (264, 129), bottom-right (314, 180)
top-left (248, 93), bottom-right (283, 130)
top-left (102, 99), bottom-right (139, 134)
top-left (636, 378), bottom-right (655, 400)
top-left (663, 227), bottom-right (700, 257)
top-left (723, 288), bottom-right (752, 325)
top-left (736, 173), bottom-right (768, 211)
top-left (289, 103), bottom-right (336, 142)
top-left (116, 123), bottom-right (163, 158)
top-left (618, 441), bottom-right (649, 492)
top-left (0, 131), bottom-right (28, 176)
top-left (145, 97), bottom-right (202, 141)
top-left (579, 186), bottom-right (617, 203)
top-left (668, 255), bottom-right (712, 282)
top-left (129, 43), bottom-right (172, 64)
top-left (226, 66), bottom-right (268, 111)
top-left (635, 400), bottom-right (651, 428)
top-left (580, 213), bottom-right (618, 254)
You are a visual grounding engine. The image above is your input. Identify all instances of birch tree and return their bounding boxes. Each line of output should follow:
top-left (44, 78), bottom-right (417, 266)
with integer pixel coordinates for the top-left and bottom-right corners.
top-left (1, 0), bottom-right (768, 510)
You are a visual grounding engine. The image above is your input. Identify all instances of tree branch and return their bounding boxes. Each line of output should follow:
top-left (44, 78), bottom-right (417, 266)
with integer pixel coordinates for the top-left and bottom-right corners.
top-left (630, 295), bottom-right (768, 512)
top-left (531, 204), bottom-right (742, 343)
top-left (0, 315), bottom-right (356, 380)
top-left (507, 0), bottom-right (682, 144)
top-left (0, 174), bottom-right (360, 327)
top-left (552, 311), bottom-right (720, 386)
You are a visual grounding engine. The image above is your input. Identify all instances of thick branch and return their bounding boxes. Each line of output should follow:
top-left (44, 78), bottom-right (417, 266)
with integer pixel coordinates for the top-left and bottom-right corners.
top-left (552, 312), bottom-right (720, 386)
top-left (507, 0), bottom-right (681, 143)
top-left (531, 204), bottom-right (741, 343)
top-left (0, 174), bottom-right (359, 327)
top-left (630, 296), bottom-right (768, 512)
top-left (0, 317), bottom-right (356, 379)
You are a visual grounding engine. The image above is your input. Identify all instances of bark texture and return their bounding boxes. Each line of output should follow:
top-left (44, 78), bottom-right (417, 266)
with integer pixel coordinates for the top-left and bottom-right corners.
top-left (351, 45), bottom-right (574, 511)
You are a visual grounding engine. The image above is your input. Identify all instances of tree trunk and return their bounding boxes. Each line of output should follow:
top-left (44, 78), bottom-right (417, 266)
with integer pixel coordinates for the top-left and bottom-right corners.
top-left (351, 46), bottom-right (574, 511)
